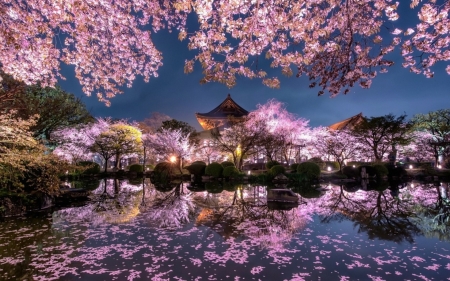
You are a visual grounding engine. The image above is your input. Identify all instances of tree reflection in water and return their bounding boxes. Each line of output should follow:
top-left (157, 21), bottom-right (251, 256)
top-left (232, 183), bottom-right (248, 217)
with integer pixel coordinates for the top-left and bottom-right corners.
top-left (54, 178), bottom-right (143, 226)
top-left (53, 179), bottom-right (450, 245)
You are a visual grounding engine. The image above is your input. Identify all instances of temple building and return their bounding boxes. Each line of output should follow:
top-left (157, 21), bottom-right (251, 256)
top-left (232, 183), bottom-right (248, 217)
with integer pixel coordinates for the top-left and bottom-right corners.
top-left (195, 94), bottom-right (249, 130)
top-left (328, 112), bottom-right (364, 130)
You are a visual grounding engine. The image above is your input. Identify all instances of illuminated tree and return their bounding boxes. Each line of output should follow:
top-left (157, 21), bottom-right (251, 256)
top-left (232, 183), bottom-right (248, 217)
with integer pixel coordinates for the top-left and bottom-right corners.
top-left (92, 123), bottom-right (142, 170)
top-left (143, 128), bottom-right (193, 173)
top-left (412, 109), bottom-right (450, 165)
top-left (0, 110), bottom-right (68, 194)
top-left (52, 117), bottom-right (111, 165)
top-left (246, 99), bottom-right (310, 163)
top-left (352, 114), bottom-right (413, 162)
top-left (313, 127), bottom-right (365, 171)
top-left (397, 131), bottom-right (435, 163)
top-left (211, 120), bottom-right (265, 170)
top-left (1, 1), bottom-right (448, 104)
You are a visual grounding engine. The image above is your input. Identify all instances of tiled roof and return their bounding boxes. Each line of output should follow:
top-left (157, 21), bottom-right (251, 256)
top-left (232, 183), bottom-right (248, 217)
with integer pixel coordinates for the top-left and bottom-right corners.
top-left (329, 113), bottom-right (364, 130)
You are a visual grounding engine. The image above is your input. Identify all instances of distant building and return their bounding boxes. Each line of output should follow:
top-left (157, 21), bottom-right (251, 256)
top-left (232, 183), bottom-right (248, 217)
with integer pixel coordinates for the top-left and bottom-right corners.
top-left (195, 94), bottom-right (249, 130)
top-left (328, 112), bottom-right (364, 130)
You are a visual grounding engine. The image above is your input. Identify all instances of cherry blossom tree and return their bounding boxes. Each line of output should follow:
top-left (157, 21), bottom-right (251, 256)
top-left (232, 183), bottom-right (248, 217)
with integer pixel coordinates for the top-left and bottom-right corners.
top-left (2, 1), bottom-right (448, 104)
top-left (246, 99), bottom-right (310, 164)
top-left (403, 1), bottom-right (450, 78)
top-left (397, 131), bottom-right (435, 163)
top-left (412, 109), bottom-right (450, 165)
top-left (211, 120), bottom-right (265, 170)
top-left (143, 128), bottom-right (193, 172)
top-left (52, 117), bottom-right (111, 164)
top-left (313, 127), bottom-right (365, 171)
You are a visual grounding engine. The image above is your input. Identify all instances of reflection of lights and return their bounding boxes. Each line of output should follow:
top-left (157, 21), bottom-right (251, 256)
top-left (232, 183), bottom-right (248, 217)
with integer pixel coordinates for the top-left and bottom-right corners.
top-left (327, 167), bottom-right (331, 171)
top-left (409, 165), bottom-right (413, 169)
top-left (170, 156), bottom-right (177, 163)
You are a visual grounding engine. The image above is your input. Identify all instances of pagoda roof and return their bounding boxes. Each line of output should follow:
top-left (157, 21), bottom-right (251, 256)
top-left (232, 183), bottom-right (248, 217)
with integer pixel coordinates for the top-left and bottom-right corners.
top-left (195, 94), bottom-right (249, 119)
top-left (329, 113), bottom-right (365, 130)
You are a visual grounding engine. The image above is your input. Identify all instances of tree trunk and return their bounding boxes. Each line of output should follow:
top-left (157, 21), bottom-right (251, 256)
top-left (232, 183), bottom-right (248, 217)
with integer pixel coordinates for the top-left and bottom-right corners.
top-left (114, 153), bottom-right (121, 169)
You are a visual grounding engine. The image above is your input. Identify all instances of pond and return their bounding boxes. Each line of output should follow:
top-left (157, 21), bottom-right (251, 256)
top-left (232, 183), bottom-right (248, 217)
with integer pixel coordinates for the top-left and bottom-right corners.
top-left (1, 179), bottom-right (450, 281)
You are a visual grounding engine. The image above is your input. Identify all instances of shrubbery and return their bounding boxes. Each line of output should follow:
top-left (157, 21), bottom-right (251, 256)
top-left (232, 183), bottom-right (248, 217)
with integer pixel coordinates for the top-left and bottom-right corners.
top-left (185, 162), bottom-right (206, 176)
top-left (324, 161), bottom-right (339, 170)
top-left (347, 161), bottom-right (372, 167)
top-left (290, 163), bottom-right (299, 171)
top-left (153, 162), bottom-right (173, 179)
top-left (342, 166), bottom-right (359, 179)
top-left (128, 164), bottom-right (143, 173)
top-left (205, 162), bottom-right (223, 177)
top-left (270, 165), bottom-right (286, 176)
top-left (78, 161), bottom-right (101, 174)
top-left (307, 157), bottom-right (325, 169)
top-left (372, 164), bottom-right (388, 178)
top-left (265, 160), bottom-right (281, 170)
top-left (297, 162), bottom-right (321, 180)
top-left (221, 161), bottom-right (235, 168)
top-left (223, 166), bottom-right (240, 178)
top-left (387, 166), bottom-right (407, 178)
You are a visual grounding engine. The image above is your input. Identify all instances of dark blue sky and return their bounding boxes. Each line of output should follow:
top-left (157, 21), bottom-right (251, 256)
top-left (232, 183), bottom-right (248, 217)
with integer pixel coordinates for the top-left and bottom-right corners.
top-left (58, 4), bottom-right (449, 131)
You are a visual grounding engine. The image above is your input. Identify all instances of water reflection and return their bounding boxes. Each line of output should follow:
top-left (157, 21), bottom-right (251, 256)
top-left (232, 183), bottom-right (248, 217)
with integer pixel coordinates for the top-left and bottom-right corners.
top-left (1, 179), bottom-right (450, 280)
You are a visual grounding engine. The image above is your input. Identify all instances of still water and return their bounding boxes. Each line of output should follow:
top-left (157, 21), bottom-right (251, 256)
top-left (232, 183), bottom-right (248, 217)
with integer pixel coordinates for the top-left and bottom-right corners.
top-left (1, 179), bottom-right (449, 281)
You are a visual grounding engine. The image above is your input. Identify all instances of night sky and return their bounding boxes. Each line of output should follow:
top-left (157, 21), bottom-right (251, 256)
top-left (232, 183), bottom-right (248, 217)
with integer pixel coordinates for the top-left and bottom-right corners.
top-left (57, 4), bottom-right (449, 131)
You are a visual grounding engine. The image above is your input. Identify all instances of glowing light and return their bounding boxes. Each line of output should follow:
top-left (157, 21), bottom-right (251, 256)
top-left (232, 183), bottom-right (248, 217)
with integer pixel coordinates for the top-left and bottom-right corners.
top-left (327, 167), bottom-right (331, 171)
top-left (410, 183), bottom-right (414, 187)
top-left (438, 164), bottom-right (442, 169)
top-left (409, 165), bottom-right (413, 169)
top-left (170, 156), bottom-right (177, 163)
top-left (353, 165), bottom-right (356, 168)
top-left (247, 171), bottom-right (251, 175)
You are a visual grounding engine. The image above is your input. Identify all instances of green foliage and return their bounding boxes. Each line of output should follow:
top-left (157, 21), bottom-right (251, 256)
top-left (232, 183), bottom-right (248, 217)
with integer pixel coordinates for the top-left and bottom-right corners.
top-left (128, 164), bottom-right (143, 173)
top-left (324, 161), bottom-right (339, 170)
top-left (265, 160), bottom-right (281, 170)
top-left (270, 165), bottom-right (286, 176)
top-left (297, 162), bottom-right (321, 180)
top-left (185, 163), bottom-right (206, 176)
top-left (205, 162), bottom-right (223, 177)
top-left (221, 161), bottom-right (235, 168)
top-left (372, 164), bottom-right (389, 177)
top-left (290, 163), bottom-right (299, 171)
top-left (223, 166), bottom-right (240, 178)
top-left (307, 157), bottom-right (325, 169)
top-left (347, 161), bottom-right (372, 167)
top-left (153, 162), bottom-right (174, 179)
top-left (192, 161), bottom-right (207, 166)
top-left (342, 166), bottom-right (360, 179)
top-left (22, 155), bottom-right (70, 196)
top-left (0, 75), bottom-right (93, 142)
top-left (352, 114), bottom-right (413, 161)
top-left (78, 161), bottom-right (101, 174)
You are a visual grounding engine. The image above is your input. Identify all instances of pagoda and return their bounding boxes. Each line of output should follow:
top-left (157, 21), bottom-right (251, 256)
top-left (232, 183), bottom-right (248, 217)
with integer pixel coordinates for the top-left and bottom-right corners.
top-left (328, 112), bottom-right (364, 130)
top-left (195, 94), bottom-right (249, 130)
